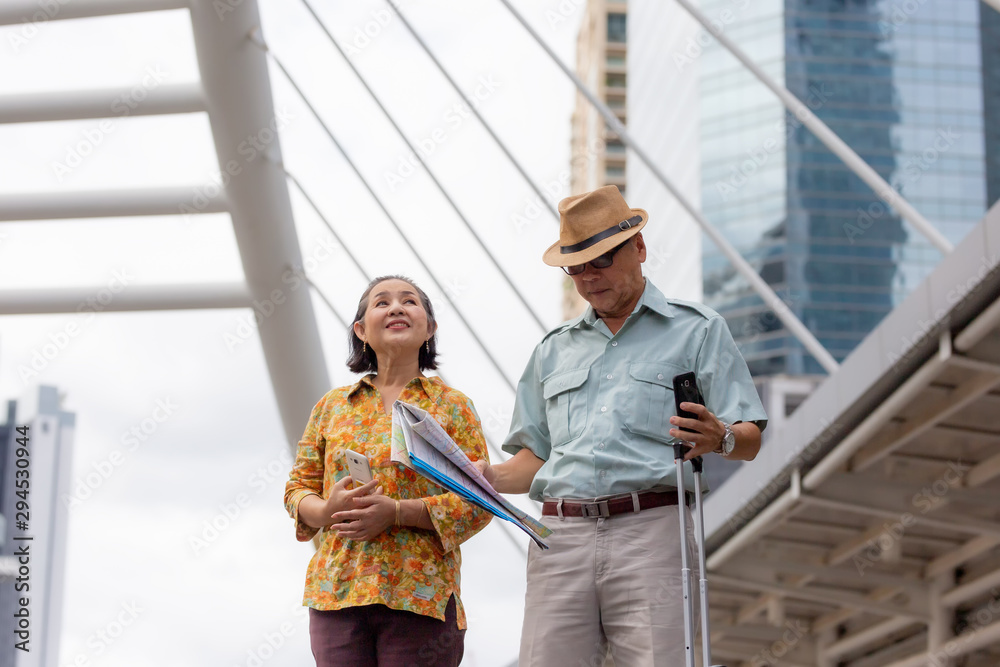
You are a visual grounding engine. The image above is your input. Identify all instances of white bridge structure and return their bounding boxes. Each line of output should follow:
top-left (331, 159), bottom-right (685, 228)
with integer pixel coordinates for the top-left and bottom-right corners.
top-left (0, 1), bottom-right (998, 665)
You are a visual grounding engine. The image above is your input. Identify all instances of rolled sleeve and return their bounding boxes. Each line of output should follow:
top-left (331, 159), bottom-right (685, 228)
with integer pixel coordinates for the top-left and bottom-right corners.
top-left (697, 316), bottom-right (768, 433)
top-left (421, 393), bottom-right (493, 554)
top-left (283, 396), bottom-right (327, 542)
top-left (501, 347), bottom-right (552, 461)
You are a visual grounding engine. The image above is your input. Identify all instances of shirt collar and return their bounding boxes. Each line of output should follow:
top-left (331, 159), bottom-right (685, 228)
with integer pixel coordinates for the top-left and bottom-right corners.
top-left (348, 374), bottom-right (445, 402)
top-left (638, 279), bottom-right (676, 319)
top-left (579, 278), bottom-right (675, 328)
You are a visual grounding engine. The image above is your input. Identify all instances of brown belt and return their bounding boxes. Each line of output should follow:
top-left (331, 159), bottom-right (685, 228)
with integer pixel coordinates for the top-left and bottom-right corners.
top-left (542, 490), bottom-right (682, 518)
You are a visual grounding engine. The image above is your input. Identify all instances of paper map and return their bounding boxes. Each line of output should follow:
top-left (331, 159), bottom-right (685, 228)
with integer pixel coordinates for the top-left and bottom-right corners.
top-left (391, 401), bottom-right (551, 548)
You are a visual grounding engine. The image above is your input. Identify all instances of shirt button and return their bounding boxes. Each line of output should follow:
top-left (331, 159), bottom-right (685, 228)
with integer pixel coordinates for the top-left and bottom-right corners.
top-left (606, 374), bottom-right (613, 380)
top-left (601, 406), bottom-right (607, 413)
top-left (598, 442), bottom-right (605, 450)
top-left (657, 373), bottom-right (664, 380)
top-left (599, 470), bottom-right (606, 478)
top-left (611, 341), bottom-right (618, 347)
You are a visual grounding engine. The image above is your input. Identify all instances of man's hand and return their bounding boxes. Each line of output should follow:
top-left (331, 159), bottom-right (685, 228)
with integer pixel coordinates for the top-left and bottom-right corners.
top-left (670, 403), bottom-right (762, 461)
top-left (473, 459), bottom-right (497, 486)
top-left (475, 449), bottom-right (544, 494)
top-left (669, 402), bottom-right (725, 461)
top-left (329, 486), bottom-right (396, 541)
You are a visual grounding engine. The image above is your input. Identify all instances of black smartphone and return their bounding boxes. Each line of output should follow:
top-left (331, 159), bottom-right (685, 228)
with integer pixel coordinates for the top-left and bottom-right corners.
top-left (672, 372), bottom-right (704, 433)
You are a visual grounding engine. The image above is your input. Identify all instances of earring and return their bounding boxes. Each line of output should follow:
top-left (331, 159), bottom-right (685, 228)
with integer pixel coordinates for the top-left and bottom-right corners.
top-left (363, 340), bottom-right (368, 355)
top-left (425, 339), bottom-right (430, 354)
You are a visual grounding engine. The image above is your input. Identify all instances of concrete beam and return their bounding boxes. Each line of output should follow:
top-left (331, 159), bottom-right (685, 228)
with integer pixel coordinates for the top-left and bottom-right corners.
top-left (0, 283), bottom-right (251, 315)
top-left (0, 187), bottom-right (227, 222)
top-left (188, 0), bottom-right (329, 446)
top-left (0, 83), bottom-right (204, 124)
top-left (0, 0), bottom-right (187, 26)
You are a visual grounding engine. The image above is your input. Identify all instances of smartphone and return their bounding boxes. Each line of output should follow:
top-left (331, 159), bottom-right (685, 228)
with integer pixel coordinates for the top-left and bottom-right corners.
top-left (344, 449), bottom-right (374, 488)
top-left (672, 372), bottom-right (704, 433)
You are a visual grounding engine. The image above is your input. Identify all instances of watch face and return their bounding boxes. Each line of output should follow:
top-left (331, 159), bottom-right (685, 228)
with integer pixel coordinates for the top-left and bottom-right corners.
top-left (723, 427), bottom-right (736, 454)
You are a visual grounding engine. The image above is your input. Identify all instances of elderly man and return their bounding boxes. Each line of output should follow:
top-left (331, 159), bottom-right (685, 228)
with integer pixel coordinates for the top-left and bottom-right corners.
top-left (479, 185), bottom-right (767, 665)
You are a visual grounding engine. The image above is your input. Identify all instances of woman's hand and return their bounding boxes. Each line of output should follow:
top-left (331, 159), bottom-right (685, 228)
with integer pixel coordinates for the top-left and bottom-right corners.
top-left (329, 487), bottom-right (397, 541)
top-left (329, 476), bottom-right (381, 515)
top-left (298, 476), bottom-right (380, 529)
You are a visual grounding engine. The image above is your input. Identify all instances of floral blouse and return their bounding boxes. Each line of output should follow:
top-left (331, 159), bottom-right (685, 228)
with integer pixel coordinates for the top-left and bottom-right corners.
top-left (284, 375), bottom-right (492, 629)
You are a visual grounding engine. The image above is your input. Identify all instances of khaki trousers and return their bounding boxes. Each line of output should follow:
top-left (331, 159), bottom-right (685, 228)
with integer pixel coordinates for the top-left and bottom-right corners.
top-left (519, 504), bottom-right (699, 667)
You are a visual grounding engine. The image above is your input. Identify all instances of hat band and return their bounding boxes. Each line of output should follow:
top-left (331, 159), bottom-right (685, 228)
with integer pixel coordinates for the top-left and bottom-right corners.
top-left (560, 215), bottom-right (642, 255)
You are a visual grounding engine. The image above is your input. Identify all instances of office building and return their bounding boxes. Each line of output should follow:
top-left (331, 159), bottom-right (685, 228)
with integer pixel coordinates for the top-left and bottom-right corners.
top-left (568, 1), bottom-right (704, 321)
top-left (566, 0), bottom-right (630, 320)
top-left (0, 386), bottom-right (74, 667)
top-left (698, 0), bottom-right (999, 375)
top-left (574, 0), bottom-right (997, 374)
top-left (569, 0), bottom-right (628, 201)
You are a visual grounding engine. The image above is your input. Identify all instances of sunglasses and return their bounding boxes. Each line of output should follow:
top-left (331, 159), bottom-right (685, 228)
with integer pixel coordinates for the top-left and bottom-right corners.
top-left (561, 239), bottom-right (630, 276)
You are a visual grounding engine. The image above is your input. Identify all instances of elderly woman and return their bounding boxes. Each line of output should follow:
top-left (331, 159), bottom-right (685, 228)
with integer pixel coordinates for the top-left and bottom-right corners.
top-left (284, 275), bottom-right (492, 667)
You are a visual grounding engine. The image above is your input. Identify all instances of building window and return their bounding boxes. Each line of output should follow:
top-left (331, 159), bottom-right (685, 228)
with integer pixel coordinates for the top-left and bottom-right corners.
top-left (606, 139), bottom-right (626, 154)
top-left (607, 13), bottom-right (626, 43)
top-left (606, 73), bottom-right (627, 88)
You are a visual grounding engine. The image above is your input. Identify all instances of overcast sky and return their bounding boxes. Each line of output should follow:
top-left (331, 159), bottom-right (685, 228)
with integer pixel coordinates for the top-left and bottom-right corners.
top-left (0, 2), bottom-right (586, 664)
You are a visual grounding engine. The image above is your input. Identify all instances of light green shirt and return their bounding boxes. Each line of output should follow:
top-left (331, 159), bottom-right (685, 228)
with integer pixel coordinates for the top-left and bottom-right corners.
top-left (502, 279), bottom-right (767, 502)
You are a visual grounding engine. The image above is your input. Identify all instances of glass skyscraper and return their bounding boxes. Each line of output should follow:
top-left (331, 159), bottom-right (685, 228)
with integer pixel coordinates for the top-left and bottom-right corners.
top-left (700, 0), bottom-right (998, 375)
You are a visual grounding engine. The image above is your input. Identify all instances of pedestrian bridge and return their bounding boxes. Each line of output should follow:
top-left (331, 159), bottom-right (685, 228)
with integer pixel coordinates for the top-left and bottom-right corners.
top-left (704, 201), bottom-right (1000, 666)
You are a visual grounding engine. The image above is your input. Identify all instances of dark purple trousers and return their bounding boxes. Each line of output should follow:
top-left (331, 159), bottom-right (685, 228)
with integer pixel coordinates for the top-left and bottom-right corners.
top-left (308, 596), bottom-right (464, 667)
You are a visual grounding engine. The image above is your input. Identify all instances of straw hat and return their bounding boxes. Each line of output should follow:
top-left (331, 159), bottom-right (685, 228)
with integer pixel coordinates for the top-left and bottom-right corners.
top-left (542, 185), bottom-right (648, 267)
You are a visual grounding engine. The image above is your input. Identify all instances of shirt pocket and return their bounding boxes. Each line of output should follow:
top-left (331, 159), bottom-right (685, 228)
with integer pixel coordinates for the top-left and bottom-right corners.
top-left (542, 367), bottom-right (590, 447)
top-left (625, 362), bottom-right (686, 443)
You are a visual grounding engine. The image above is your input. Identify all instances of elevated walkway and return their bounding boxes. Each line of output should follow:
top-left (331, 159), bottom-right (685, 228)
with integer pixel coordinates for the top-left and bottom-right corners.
top-left (705, 201), bottom-right (1000, 665)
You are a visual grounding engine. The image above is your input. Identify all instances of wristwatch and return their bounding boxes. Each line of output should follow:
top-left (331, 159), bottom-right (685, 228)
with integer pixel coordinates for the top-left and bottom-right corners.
top-left (716, 422), bottom-right (736, 457)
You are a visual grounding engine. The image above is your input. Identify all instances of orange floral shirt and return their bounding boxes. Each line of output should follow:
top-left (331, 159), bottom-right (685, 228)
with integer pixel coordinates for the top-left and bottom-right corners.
top-left (283, 375), bottom-right (492, 628)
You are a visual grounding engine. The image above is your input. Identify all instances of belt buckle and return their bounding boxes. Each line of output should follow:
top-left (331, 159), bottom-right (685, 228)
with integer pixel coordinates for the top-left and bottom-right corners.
top-left (580, 500), bottom-right (610, 518)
